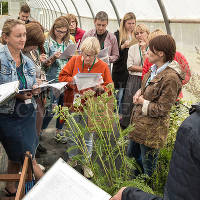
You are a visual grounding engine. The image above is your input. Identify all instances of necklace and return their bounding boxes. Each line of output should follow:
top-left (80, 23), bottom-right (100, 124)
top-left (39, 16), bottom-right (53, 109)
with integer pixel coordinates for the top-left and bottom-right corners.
top-left (82, 58), bottom-right (96, 72)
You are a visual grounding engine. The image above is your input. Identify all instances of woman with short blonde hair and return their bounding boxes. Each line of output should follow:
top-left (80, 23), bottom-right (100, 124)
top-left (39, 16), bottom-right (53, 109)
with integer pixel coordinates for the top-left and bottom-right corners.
top-left (80, 36), bottom-right (100, 56)
top-left (59, 36), bottom-right (112, 178)
top-left (121, 24), bottom-right (149, 129)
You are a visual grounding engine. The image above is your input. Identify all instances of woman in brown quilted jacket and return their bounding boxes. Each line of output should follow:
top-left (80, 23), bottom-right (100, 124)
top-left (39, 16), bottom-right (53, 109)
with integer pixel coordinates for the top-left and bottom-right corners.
top-left (128, 35), bottom-right (185, 177)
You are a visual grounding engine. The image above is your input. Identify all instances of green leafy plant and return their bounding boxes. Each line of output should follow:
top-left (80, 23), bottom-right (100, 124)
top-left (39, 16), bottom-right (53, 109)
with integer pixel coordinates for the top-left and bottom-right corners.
top-left (151, 101), bottom-right (189, 195)
top-left (54, 83), bottom-right (153, 195)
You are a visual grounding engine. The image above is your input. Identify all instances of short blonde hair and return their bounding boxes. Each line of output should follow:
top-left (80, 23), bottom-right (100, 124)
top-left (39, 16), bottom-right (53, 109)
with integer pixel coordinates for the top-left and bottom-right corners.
top-left (134, 24), bottom-right (150, 37)
top-left (80, 37), bottom-right (100, 55)
top-left (148, 29), bottom-right (166, 41)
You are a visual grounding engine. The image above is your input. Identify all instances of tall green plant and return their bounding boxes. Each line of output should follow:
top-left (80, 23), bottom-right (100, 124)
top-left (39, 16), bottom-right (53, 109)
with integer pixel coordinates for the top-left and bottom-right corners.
top-left (151, 101), bottom-right (189, 195)
top-left (54, 83), bottom-right (153, 195)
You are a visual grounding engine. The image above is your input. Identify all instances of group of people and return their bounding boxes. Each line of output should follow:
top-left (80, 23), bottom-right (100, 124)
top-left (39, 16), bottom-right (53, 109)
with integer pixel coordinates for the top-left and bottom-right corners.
top-left (0, 3), bottom-right (199, 199)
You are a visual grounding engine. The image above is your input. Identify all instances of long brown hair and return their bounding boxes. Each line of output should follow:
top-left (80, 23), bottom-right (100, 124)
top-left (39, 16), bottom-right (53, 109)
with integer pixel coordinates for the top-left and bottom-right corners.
top-left (119, 12), bottom-right (137, 46)
top-left (49, 16), bottom-right (70, 44)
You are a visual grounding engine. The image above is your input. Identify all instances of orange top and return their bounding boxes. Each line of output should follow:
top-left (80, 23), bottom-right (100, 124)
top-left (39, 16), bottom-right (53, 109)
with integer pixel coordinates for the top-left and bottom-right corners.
top-left (59, 55), bottom-right (113, 108)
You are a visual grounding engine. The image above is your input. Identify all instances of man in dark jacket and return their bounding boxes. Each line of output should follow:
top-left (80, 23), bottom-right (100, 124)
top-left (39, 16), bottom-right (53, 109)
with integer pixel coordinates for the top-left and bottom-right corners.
top-left (111, 103), bottom-right (200, 200)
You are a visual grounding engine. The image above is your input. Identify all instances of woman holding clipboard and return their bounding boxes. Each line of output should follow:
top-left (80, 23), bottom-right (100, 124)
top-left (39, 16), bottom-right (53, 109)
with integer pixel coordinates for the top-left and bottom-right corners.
top-left (59, 37), bottom-right (112, 178)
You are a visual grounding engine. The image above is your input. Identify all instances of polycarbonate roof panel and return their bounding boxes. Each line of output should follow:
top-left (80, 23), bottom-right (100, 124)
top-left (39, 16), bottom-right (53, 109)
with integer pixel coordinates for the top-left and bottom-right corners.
top-left (27, 1), bottom-right (39, 9)
top-left (86, 0), bottom-right (117, 19)
top-left (164, 0), bottom-right (200, 19)
top-left (72, 0), bottom-right (93, 18)
top-left (27, 0), bottom-right (200, 20)
top-left (60, 0), bottom-right (77, 15)
top-left (52, 0), bottom-right (68, 13)
top-left (114, 0), bottom-right (163, 20)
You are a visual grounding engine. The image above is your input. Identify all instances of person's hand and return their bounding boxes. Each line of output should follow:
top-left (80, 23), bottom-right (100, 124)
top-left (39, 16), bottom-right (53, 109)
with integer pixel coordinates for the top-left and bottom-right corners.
top-left (36, 78), bottom-right (43, 85)
top-left (94, 85), bottom-right (105, 95)
top-left (39, 53), bottom-right (47, 63)
top-left (137, 95), bottom-right (144, 105)
top-left (32, 84), bottom-right (41, 95)
top-left (16, 92), bottom-right (32, 100)
top-left (121, 40), bottom-right (130, 49)
top-left (110, 187), bottom-right (126, 200)
top-left (133, 89), bottom-right (141, 104)
top-left (54, 51), bottom-right (62, 59)
top-left (139, 40), bottom-right (147, 51)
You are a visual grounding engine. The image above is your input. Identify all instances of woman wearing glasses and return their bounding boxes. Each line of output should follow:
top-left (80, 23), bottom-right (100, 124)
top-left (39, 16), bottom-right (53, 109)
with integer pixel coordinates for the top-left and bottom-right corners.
top-left (42, 16), bottom-right (74, 139)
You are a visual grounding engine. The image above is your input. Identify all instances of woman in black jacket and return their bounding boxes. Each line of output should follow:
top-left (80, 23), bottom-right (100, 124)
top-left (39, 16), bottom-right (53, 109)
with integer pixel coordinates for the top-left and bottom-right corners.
top-left (112, 12), bottom-right (137, 116)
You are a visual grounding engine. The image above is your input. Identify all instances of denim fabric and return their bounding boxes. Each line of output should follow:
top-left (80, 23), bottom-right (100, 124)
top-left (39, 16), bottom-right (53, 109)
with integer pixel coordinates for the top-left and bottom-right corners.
top-left (0, 45), bottom-right (36, 114)
top-left (41, 92), bottom-right (65, 130)
top-left (127, 140), bottom-right (159, 177)
top-left (0, 103), bottom-right (38, 162)
top-left (44, 37), bottom-right (73, 82)
top-left (67, 114), bottom-right (93, 159)
top-left (116, 88), bottom-right (125, 114)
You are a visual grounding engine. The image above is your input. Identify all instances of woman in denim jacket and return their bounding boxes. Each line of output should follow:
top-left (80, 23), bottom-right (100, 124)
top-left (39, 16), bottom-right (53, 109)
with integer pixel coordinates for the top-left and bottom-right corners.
top-left (42, 16), bottom-right (74, 139)
top-left (0, 19), bottom-right (43, 196)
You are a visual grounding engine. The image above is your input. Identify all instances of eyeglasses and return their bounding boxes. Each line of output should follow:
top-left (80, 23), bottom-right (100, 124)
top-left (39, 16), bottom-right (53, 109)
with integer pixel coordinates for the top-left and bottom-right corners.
top-left (55, 29), bottom-right (67, 34)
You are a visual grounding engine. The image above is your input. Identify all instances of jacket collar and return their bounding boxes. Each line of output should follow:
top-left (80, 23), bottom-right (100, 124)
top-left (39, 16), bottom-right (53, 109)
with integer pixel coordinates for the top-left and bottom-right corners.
top-left (2, 45), bottom-right (27, 65)
top-left (147, 60), bottom-right (185, 84)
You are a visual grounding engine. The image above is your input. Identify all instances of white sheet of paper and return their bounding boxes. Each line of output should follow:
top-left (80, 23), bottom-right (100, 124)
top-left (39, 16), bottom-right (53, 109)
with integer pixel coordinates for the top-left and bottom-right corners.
top-left (0, 81), bottom-right (19, 104)
top-left (23, 158), bottom-right (111, 200)
top-left (98, 48), bottom-right (110, 64)
top-left (74, 73), bottom-right (103, 91)
top-left (48, 82), bottom-right (68, 98)
top-left (59, 43), bottom-right (78, 60)
top-left (98, 48), bottom-right (109, 58)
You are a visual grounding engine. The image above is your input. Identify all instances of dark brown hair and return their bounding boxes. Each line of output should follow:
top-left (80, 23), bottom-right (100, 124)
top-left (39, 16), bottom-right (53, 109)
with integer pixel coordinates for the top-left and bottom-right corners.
top-left (149, 35), bottom-right (176, 62)
top-left (49, 16), bottom-right (70, 44)
top-left (20, 3), bottom-right (30, 13)
top-left (25, 23), bottom-right (45, 48)
top-left (94, 11), bottom-right (108, 22)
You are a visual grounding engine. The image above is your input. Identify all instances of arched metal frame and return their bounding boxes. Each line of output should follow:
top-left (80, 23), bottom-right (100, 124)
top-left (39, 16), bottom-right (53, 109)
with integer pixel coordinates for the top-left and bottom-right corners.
top-left (157, 0), bottom-right (172, 35)
top-left (85, 0), bottom-right (94, 19)
top-left (48, 0), bottom-right (58, 19)
top-left (31, 0), bottom-right (47, 28)
top-left (52, 0), bottom-right (62, 17)
top-left (36, 0), bottom-right (48, 28)
top-left (27, 0), bottom-right (172, 34)
top-left (109, 0), bottom-right (120, 26)
top-left (70, 0), bottom-right (82, 28)
top-left (41, 0), bottom-right (55, 30)
top-left (60, 0), bottom-right (69, 14)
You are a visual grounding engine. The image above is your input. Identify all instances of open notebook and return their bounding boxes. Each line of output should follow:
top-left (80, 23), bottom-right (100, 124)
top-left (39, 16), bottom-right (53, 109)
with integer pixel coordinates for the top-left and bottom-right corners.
top-left (23, 158), bottom-right (111, 200)
top-left (0, 81), bottom-right (19, 104)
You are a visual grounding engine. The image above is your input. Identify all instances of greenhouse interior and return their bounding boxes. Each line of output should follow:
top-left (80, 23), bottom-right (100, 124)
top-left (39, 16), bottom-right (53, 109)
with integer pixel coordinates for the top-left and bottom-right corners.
top-left (0, 0), bottom-right (200, 199)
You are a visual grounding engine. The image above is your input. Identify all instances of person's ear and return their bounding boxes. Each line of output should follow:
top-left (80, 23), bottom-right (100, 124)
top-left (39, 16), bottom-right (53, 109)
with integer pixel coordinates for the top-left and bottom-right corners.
top-left (158, 51), bottom-right (164, 58)
top-left (2, 33), bottom-right (8, 44)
